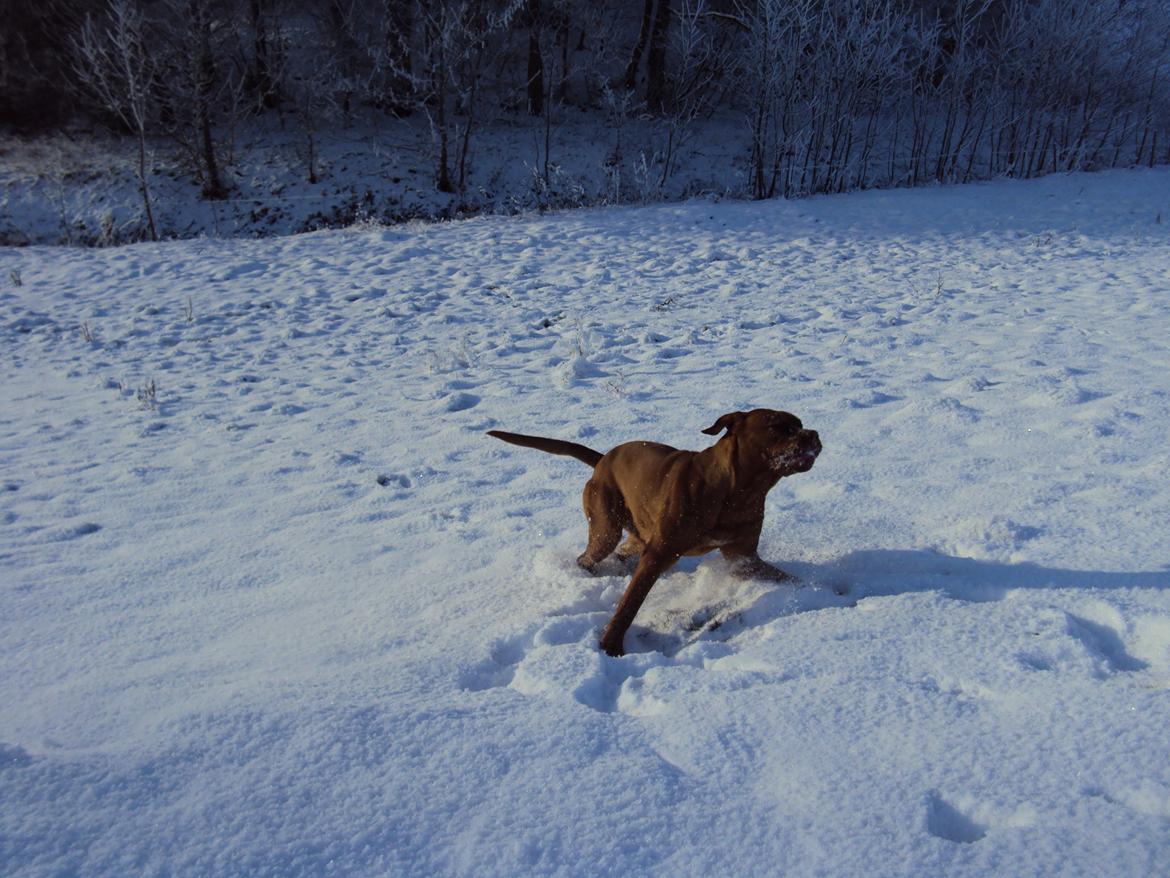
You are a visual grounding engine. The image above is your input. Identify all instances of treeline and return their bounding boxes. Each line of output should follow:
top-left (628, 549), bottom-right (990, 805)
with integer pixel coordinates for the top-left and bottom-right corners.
top-left (3, 0), bottom-right (1167, 232)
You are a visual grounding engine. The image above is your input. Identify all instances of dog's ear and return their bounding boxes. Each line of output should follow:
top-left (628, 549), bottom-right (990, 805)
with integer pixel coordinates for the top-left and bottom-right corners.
top-left (701, 412), bottom-right (747, 435)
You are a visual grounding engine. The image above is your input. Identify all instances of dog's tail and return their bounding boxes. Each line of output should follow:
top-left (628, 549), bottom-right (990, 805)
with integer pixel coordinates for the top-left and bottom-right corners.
top-left (487, 430), bottom-right (603, 468)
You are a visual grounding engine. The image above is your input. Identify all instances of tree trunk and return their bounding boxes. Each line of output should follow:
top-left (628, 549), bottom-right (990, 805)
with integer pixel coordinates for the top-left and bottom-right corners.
top-left (435, 45), bottom-right (453, 193)
top-left (457, 73), bottom-right (478, 193)
top-left (556, 10), bottom-right (570, 101)
top-left (136, 129), bottom-right (159, 241)
top-left (526, 0), bottom-right (543, 116)
top-left (622, 0), bottom-right (654, 92)
top-left (192, 0), bottom-right (226, 198)
top-left (750, 99), bottom-right (767, 199)
top-left (386, 0), bottom-right (414, 116)
top-left (249, 0), bottom-right (277, 108)
top-left (199, 105), bottom-right (225, 198)
top-left (437, 124), bottom-right (453, 192)
top-left (645, 0), bottom-right (670, 113)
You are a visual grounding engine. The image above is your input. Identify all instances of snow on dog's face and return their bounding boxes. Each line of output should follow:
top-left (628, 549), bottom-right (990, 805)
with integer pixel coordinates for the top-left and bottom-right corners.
top-left (702, 408), bottom-right (821, 477)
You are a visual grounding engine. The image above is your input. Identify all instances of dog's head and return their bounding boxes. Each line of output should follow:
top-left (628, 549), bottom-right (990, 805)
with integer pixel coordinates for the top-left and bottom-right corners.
top-left (702, 409), bottom-right (821, 476)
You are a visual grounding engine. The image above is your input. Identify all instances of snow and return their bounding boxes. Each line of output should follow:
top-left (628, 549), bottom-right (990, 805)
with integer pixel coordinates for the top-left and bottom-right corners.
top-left (0, 113), bottom-right (738, 246)
top-left (2, 168), bottom-right (1170, 876)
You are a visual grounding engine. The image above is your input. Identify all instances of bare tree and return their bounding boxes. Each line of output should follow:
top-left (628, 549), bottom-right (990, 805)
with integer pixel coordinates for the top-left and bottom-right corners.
top-left (730, 0), bottom-right (815, 198)
top-left (1131, 2), bottom-right (1170, 168)
top-left (622, 0), bottom-right (655, 92)
top-left (382, 0), bottom-right (416, 115)
top-left (74, 0), bottom-right (160, 240)
top-left (287, 58), bottom-right (342, 184)
top-left (653, 0), bottom-right (726, 188)
top-left (27, 0), bottom-right (1170, 236)
top-left (927, 0), bottom-right (994, 184)
top-left (412, 0), bottom-right (524, 195)
top-left (153, 0), bottom-right (238, 199)
top-left (190, 0), bottom-right (230, 197)
top-left (2, 1), bottom-right (88, 129)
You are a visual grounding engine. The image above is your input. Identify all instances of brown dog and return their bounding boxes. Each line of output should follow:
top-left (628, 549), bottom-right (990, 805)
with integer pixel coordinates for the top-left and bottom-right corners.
top-left (488, 409), bottom-right (821, 656)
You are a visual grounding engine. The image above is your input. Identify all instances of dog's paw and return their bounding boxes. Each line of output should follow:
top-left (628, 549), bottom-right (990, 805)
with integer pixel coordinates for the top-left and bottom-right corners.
top-left (614, 553), bottom-right (640, 573)
top-left (729, 558), bottom-right (793, 582)
top-left (599, 630), bottom-right (626, 657)
top-left (576, 554), bottom-right (599, 574)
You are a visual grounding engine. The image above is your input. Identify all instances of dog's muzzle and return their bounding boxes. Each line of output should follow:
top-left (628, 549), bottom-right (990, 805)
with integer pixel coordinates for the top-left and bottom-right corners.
top-left (799, 429), bottom-right (822, 463)
top-left (772, 429), bottom-right (821, 472)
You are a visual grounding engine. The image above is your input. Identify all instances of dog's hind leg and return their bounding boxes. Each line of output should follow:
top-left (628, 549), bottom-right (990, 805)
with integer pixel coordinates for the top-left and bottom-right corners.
top-left (615, 533), bottom-right (646, 564)
top-left (720, 531), bottom-right (793, 582)
top-left (721, 546), bottom-right (793, 582)
top-left (577, 480), bottom-right (622, 573)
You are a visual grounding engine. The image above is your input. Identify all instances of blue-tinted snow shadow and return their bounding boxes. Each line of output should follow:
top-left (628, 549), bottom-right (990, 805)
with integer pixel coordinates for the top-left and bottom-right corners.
top-left (824, 548), bottom-right (1169, 603)
top-left (643, 548), bottom-right (1170, 654)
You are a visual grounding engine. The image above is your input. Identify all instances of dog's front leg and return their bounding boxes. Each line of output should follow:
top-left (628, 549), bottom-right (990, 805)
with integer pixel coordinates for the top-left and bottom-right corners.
top-left (599, 549), bottom-right (678, 657)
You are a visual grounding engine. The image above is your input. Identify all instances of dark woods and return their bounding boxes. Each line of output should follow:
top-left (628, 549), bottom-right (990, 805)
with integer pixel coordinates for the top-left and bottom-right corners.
top-left (3, 0), bottom-right (1167, 213)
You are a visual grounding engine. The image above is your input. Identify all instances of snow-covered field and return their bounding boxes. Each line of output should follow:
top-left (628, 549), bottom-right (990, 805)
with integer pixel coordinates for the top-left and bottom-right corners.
top-left (2, 169), bottom-right (1169, 876)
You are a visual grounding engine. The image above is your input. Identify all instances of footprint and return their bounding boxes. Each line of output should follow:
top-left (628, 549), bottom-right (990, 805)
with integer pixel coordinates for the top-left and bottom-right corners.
top-left (46, 522), bottom-right (102, 542)
top-left (925, 793), bottom-right (987, 844)
top-left (0, 743), bottom-right (33, 767)
top-left (572, 664), bottom-right (626, 714)
top-left (1017, 652), bottom-right (1053, 672)
top-left (376, 473), bottom-right (412, 488)
top-left (458, 630), bottom-right (535, 691)
top-left (1065, 612), bottom-right (1148, 675)
top-left (462, 555), bottom-right (838, 714)
top-left (924, 792), bottom-right (1036, 843)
